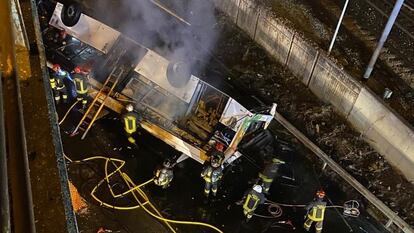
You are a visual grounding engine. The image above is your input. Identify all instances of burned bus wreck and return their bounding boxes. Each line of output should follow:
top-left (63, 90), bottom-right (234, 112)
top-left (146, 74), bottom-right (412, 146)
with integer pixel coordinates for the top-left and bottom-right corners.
top-left (46, 2), bottom-right (276, 166)
top-left (26, 1), bottom-right (403, 232)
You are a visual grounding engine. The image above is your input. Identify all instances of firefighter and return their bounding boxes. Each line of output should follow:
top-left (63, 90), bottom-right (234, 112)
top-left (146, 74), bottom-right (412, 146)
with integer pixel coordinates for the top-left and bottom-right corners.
top-left (122, 104), bottom-right (139, 145)
top-left (258, 157), bottom-right (285, 194)
top-left (154, 159), bottom-right (174, 189)
top-left (200, 156), bottom-right (223, 197)
top-left (242, 184), bottom-right (266, 221)
top-left (304, 190), bottom-right (327, 233)
top-left (50, 64), bottom-right (70, 104)
top-left (73, 66), bottom-right (89, 107)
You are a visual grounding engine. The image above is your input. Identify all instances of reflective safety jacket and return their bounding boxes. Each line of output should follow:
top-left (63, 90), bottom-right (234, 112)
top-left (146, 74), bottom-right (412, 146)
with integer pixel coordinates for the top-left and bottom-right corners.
top-left (243, 189), bottom-right (265, 212)
top-left (73, 73), bottom-right (89, 94)
top-left (201, 165), bottom-right (223, 183)
top-left (50, 70), bottom-right (69, 90)
top-left (306, 199), bottom-right (327, 221)
top-left (122, 112), bottom-right (139, 134)
top-left (154, 167), bottom-right (173, 186)
top-left (259, 162), bottom-right (280, 183)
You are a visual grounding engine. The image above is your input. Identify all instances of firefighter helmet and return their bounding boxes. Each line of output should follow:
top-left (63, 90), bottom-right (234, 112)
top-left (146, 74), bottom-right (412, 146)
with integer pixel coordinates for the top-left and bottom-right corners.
top-left (215, 142), bottom-right (224, 152)
top-left (316, 190), bottom-right (326, 199)
top-left (74, 66), bottom-right (81, 74)
top-left (52, 64), bottom-right (61, 72)
top-left (253, 184), bottom-right (263, 193)
top-left (126, 104), bottom-right (134, 112)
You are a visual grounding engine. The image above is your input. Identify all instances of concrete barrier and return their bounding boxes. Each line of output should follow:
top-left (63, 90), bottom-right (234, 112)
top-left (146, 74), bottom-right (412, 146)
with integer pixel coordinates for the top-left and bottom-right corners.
top-left (349, 88), bottom-right (414, 178)
top-left (236, 0), bottom-right (260, 38)
top-left (254, 9), bottom-right (294, 65)
top-left (286, 36), bottom-right (319, 85)
top-left (214, 0), bottom-right (414, 183)
top-left (213, 0), bottom-right (240, 23)
top-left (309, 53), bottom-right (361, 116)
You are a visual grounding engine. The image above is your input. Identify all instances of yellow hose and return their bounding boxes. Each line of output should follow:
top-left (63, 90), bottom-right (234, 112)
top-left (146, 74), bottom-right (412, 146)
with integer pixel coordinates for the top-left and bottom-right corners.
top-left (59, 100), bottom-right (80, 125)
top-left (123, 174), bottom-right (224, 233)
top-left (65, 155), bottom-right (224, 233)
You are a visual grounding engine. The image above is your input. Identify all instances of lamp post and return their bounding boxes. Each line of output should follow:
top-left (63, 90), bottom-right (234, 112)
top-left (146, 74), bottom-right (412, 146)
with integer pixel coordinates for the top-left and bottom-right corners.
top-left (328, 0), bottom-right (350, 55)
top-left (364, 0), bottom-right (405, 79)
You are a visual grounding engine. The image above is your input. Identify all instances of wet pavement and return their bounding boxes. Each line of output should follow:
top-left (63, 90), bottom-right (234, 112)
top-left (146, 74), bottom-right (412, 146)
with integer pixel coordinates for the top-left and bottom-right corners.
top-left (59, 107), bottom-right (387, 233)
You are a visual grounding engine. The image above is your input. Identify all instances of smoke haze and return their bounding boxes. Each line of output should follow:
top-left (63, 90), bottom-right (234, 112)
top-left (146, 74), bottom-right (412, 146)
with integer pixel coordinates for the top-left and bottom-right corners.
top-left (98, 0), bottom-right (218, 74)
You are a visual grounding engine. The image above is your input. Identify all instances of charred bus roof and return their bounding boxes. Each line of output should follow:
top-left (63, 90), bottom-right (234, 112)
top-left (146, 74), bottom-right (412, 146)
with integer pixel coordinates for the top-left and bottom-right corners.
top-left (46, 2), bottom-right (276, 164)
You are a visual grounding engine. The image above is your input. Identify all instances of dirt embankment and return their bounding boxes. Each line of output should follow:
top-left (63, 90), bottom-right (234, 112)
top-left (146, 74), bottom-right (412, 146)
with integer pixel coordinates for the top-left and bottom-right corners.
top-left (212, 13), bottom-right (414, 225)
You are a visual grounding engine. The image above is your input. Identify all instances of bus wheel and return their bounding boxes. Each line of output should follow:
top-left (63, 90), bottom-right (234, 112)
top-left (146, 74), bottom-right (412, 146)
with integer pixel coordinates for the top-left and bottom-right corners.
top-left (167, 61), bottom-right (191, 88)
top-left (61, 2), bottom-right (81, 27)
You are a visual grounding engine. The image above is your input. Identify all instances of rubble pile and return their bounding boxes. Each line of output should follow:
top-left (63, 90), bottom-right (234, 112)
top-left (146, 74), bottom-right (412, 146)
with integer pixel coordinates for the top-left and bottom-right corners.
top-left (213, 15), bottom-right (414, 225)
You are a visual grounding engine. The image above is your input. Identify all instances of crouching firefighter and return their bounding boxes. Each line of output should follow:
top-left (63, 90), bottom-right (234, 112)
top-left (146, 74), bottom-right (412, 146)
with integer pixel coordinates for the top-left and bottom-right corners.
top-left (154, 159), bottom-right (175, 189)
top-left (304, 190), bottom-right (327, 233)
top-left (242, 184), bottom-right (266, 221)
top-left (50, 64), bottom-right (71, 104)
top-left (122, 104), bottom-right (140, 145)
top-left (73, 66), bottom-right (89, 107)
top-left (201, 156), bottom-right (223, 197)
top-left (258, 157), bottom-right (285, 194)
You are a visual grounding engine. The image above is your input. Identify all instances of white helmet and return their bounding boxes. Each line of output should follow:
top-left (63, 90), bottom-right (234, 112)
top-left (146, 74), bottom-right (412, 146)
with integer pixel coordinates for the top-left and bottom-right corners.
top-left (253, 184), bottom-right (263, 193)
top-left (126, 104), bottom-right (134, 112)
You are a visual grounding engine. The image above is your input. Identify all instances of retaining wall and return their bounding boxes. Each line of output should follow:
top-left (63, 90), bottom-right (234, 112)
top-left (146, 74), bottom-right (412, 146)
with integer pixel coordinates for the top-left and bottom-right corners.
top-left (214, 0), bottom-right (414, 182)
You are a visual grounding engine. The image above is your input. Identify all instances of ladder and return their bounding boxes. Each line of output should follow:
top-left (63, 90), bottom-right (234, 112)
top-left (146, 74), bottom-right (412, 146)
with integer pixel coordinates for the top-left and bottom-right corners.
top-left (72, 66), bottom-right (124, 140)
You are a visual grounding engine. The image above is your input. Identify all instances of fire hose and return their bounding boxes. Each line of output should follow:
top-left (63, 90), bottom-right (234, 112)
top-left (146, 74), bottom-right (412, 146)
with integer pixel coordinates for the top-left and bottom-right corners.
top-left (65, 155), bottom-right (224, 233)
top-left (265, 200), bottom-right (360, 218)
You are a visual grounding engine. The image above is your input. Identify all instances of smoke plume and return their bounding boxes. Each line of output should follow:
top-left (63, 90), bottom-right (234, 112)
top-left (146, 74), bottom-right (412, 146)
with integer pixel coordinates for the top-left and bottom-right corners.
top-left (100, 0), bottom-right (218, 75)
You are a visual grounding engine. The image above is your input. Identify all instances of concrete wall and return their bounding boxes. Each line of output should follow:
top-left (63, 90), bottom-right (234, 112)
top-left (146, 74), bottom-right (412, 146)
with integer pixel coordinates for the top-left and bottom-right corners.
top-left (214, 0), bottom-right (414, 182)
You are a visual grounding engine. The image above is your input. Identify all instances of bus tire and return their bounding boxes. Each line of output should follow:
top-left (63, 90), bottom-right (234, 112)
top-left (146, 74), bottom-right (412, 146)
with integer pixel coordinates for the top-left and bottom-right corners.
top-left (61, 2), bottom-right (81, 27)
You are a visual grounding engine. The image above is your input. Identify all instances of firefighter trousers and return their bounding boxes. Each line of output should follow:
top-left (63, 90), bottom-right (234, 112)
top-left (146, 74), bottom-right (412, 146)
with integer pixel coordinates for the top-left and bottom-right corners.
top-left (304, 217), bottom-right (323, 233)
top-left (204, 181), bottom-right (218, 196)
top-left (125, 131), bottom-right (136, 145)
top-left (76, 93), bottom-right (88, 106)
top-left (243, 209), bottom-right (253, 220)
top-left (54, 87), bottom-right (68, 104)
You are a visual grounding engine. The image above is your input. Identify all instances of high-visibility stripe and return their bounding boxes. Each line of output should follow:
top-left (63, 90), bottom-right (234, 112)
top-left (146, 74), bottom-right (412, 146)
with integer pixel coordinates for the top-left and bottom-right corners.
top-left (308, 205), bottom-right (325, 221)
top-left (124, 116), bottom-right (137, 134)
top-left (243, 194), bottom-right (259, 211)
top-left (50, 79), bottom-right (56, 88)
top-left (128, 137), bottom-right (136, 144)
top-left (75, 78), bottom-right (88, 94)
top-left (259, 173), bottom-right (273, 182)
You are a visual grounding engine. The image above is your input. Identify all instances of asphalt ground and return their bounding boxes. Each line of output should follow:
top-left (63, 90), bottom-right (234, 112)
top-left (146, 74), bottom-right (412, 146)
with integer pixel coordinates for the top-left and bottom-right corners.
top-left (58, 106), bottom-right (387, 233)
